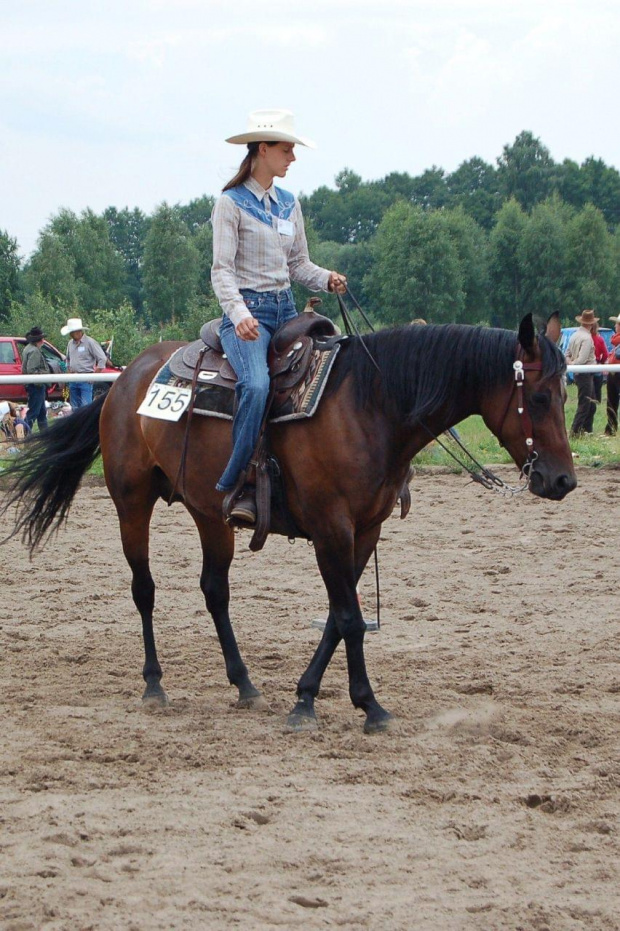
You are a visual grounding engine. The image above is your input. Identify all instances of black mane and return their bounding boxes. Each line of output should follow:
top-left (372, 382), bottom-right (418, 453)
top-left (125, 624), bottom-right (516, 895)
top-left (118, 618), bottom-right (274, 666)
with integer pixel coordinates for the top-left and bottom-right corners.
top-left (329, 324), bottom-right (566, 422)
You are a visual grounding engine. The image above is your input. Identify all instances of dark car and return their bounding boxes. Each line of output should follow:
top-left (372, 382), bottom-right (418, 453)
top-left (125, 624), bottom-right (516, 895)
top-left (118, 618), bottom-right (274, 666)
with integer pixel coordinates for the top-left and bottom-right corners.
top-left (559, 327), bottom-right (614, 384)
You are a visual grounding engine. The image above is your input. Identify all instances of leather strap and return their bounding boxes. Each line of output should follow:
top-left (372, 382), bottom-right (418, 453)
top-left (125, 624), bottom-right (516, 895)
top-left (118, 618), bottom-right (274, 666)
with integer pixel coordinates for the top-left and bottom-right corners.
top-left (168, 345), bottom-right (208, 504)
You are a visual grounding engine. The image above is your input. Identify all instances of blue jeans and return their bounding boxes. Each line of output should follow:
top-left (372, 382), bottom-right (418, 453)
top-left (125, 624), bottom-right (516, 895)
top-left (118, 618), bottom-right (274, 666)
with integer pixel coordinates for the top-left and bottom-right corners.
top-left (216, 288), bottom-right (297, 492)
top-left (26, 385), bottom-right (48, 431)
top-left (69, 381), bottom-right (94, 409)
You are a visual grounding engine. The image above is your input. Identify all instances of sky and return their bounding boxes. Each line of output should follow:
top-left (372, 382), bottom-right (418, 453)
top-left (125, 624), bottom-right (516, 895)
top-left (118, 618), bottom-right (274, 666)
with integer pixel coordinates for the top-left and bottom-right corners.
top-left (2, 0), bottom-right (619, 258)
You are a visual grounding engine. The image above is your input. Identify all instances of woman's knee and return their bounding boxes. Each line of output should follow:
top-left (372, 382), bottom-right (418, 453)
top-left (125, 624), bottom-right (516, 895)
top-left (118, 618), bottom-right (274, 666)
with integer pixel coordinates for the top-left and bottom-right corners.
top-left (241, 370), bottom-right (270, 397)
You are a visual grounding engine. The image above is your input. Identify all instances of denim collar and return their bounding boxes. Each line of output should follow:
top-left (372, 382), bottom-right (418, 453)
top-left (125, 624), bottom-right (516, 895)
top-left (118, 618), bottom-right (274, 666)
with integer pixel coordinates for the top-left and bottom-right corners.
top-left (223, 180), bottom-right (296, 228)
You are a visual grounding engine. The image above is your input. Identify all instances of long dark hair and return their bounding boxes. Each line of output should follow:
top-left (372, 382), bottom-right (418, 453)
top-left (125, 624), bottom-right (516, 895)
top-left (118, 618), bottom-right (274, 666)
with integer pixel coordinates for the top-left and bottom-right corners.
top-left (222, 141), bottom-right (278, 191)
top-left (329, 324), bottom-right (566, 422)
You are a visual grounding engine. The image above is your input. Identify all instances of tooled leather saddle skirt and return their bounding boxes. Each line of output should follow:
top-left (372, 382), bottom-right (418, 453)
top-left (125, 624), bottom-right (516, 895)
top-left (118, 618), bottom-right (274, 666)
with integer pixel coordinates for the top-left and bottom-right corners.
top-left (164, 308), bottom-right (343, 422)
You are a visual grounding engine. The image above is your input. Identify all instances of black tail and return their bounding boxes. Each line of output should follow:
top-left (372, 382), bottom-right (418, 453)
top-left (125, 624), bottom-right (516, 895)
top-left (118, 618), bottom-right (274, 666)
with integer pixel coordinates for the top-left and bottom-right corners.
top-left (1, 394), bottom-right (106, 552)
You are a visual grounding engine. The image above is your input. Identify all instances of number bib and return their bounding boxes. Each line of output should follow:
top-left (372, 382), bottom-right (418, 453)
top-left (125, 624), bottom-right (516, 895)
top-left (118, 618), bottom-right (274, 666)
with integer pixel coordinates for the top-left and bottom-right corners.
top-left (137, 383), bottom-right (192, 421)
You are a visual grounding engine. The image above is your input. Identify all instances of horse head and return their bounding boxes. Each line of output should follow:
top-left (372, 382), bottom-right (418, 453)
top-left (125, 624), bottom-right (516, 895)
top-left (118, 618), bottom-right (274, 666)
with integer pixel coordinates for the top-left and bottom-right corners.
top-left (483, 312), bottom-right (577, 501)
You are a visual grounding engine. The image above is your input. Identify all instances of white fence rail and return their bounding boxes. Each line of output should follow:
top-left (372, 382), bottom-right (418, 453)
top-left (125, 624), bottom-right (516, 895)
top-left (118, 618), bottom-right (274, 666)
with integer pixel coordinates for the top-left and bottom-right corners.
top-left (566, 365), bottom-right (618, 374)
top-left (0, 373), bottom-right (121, 385)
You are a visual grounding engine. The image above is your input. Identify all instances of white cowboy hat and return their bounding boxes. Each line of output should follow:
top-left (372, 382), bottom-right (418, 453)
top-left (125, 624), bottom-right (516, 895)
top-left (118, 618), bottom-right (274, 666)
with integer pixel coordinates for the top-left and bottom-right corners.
top-left (226, 109), bottom-right (316, 148)
top-left (61, 317), bottom-right (89, 337)
top-left (609, 314), bottom-right (620, 324)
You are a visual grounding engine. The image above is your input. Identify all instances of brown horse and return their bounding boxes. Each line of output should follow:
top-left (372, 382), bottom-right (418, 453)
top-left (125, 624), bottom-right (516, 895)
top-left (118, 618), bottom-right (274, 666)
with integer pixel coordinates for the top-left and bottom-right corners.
top-left (5, 312), bottom-right (576, 733)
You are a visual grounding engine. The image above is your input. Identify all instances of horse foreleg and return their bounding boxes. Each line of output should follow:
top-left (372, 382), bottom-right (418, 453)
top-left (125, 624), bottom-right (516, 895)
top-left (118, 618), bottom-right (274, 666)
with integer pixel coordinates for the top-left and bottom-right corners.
top-left (287, 526), bottom-right (389, 733)
top-left (191, 511), bottom-right (265, 709)
top-left (116, 491), bottom-right (167, 706)
top-left (287, 610), bottom-right (340, 731)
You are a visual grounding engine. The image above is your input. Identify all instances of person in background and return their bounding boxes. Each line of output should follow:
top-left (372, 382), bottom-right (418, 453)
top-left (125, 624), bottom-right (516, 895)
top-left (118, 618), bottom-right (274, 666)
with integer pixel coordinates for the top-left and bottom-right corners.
top-left (591, 320), bottom-right (607, 404)
top-left (604, 313), bottom-right (620, 436)
top-left (0, 402), bottom-right (30, 443)
top-left (210, 108), bottom-right (347, 525)
top-left (21, 326), bottom-right (49, 432)
top-left (566, 309), bottom-right (597, 436)
top-left (61, 317), bottom-right (107, 409)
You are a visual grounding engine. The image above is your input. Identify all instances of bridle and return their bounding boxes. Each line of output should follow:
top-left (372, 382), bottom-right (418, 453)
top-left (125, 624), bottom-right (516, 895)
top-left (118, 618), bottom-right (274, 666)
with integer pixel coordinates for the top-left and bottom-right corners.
top-left (495, 348), bottom-right (544, 479)
top-left (418, 344), bottom-right (543, 497)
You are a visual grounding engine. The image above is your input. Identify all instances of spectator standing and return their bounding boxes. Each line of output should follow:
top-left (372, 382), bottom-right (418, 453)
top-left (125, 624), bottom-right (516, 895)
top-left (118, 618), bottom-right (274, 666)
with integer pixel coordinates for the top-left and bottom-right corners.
top-left (566, 309), bottom-right (597, 436)
top-left (21, 326), bottom-right (49, 432)
top-left (61, 317), bottom-right (106, 409)
top-left (605, 313), bottom-right (620, 436)
top-left (591, 320), bottom-right (607, 404)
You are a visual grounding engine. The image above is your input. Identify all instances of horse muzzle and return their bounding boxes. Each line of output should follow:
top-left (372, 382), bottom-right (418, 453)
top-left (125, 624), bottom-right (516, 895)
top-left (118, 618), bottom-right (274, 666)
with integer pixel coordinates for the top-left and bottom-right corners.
top-left (529, 466), bottom-right (577, 500)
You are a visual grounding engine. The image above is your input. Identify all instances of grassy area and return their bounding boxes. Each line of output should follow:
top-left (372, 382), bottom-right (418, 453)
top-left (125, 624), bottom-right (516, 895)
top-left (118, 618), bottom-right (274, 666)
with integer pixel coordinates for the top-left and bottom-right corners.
top-left (2, 384), bottom-right (619, 476)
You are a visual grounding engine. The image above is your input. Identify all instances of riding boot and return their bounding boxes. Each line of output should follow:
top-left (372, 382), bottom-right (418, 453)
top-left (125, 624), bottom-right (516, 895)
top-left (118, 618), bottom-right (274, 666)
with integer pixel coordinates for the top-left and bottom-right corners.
top-left (222, 468), bottom-right (257, 527)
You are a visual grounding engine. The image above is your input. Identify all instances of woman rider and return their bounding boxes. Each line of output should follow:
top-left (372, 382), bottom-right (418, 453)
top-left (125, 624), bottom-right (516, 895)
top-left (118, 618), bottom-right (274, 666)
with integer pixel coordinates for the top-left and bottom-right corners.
top-left (211, 109), bottom-right (347, 526)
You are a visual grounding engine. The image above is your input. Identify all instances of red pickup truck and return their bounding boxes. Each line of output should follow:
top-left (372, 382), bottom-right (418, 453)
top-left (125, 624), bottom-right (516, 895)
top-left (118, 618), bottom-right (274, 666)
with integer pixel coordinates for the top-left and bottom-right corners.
top-left (0, 336), bottom-right (120, 402)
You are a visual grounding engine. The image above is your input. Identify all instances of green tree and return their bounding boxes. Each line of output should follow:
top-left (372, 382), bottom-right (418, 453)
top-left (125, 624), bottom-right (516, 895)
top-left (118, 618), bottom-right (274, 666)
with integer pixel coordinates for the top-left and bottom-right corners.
top-left (178, 195), bottom-right (215, 231)
top-left (369, 202), bottom-right (464, 325)
top-left (23, 233), bottom-right (79, 308)
top-left (301, 240), bottom-right (376, 323)
top-left (104, 206), bottom-right (150, 316)
top-left (612, 226), bottom-right (620, 317)
top-left (442, 207), bottom-right (490, 324)
top-left (301, 173), bottom-right (391, 243)
top-left (489, 198), bottom-right (528, 328)
top-left (518, 197), bottom-right (570, 321)
top-left (142, 204), bottom-right (200, 326)
top-left (409, 167), bottom-right (449, 211)
top-left (87, 302), bottom-right (150, 367)
top-left (578, 158), bottom-right (620, 228)
top-left (0, 230), bottom-right (21, 318)
top-left (497, 131), bottom-right (556, 211)
top-left (446, 157), bottom-right (500, 230)
top-left (193, 222), bottom-right (214, 300)
top-left (25, 208), bottom-right (125, 312)
top-left (564, 203), bottom-right (616, 319)
top-left (0, 291), bottom-right (68, 345)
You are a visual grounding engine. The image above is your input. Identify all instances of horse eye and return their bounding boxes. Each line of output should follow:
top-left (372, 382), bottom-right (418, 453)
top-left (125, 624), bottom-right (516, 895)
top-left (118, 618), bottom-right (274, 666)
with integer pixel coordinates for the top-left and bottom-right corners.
top-left (530, 391), bottom-right (551, 410)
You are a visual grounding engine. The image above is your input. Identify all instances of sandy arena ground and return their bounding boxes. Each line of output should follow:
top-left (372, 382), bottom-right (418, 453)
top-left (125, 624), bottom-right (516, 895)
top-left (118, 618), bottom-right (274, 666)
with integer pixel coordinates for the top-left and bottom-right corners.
top-left (0, 468), bottom-right (619, 931)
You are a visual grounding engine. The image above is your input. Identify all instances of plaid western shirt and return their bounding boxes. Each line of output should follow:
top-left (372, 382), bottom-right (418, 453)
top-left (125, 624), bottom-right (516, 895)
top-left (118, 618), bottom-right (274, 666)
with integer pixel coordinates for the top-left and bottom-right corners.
top-left (211, 176), bottom-right (330, 327)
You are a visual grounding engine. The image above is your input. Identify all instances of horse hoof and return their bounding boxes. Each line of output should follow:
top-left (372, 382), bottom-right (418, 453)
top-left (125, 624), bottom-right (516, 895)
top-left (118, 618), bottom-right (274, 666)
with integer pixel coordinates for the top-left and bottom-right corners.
top-left (236, 693), bottom-right (271, 713)
top-left (285, 712), bottom-right (318, 733)
top-left (363, 712), bottom-right (393, 735)
top-left (142, 686), bottom-right (169, 707)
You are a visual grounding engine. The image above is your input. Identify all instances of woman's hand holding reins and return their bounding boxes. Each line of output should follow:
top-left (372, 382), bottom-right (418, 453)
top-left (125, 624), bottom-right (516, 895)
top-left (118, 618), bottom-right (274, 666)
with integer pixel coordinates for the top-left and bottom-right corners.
top-left (236, 317), bottom-right (260, 341)
top-left (328, 272), bottom-right (347, 294)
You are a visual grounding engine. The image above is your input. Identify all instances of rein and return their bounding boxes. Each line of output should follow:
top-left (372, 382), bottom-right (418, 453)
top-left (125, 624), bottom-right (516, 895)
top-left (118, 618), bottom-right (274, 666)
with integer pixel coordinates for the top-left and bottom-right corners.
top-left (418, 353), bottom-right (542, 497)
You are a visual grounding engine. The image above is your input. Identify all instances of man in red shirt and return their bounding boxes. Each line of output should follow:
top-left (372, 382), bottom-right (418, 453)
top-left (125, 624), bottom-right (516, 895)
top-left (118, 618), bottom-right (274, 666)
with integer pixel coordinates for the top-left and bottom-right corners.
top-left (605, 314), bottom-right (620, 436)
top-left (591, 321), bottom-right (608, 405)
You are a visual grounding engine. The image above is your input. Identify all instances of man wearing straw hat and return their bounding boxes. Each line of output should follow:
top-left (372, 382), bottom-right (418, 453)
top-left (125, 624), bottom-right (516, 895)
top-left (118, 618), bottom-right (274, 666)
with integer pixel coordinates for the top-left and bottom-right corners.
top-left (61, 317), bottom-right (107, 409)
top-left (566, 309), bottom-right (597, 436)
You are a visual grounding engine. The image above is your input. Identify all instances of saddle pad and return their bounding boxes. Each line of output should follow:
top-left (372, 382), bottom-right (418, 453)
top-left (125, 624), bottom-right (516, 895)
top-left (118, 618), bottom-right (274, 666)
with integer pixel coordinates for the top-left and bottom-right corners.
top-left (148, 342), bottom-right (341, 423)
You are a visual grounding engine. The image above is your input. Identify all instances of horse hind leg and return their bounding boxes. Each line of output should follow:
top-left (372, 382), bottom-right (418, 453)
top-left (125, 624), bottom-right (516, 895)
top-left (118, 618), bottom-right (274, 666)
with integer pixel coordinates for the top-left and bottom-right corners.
top-left (115, 484), bottom-right (168, 706)
top-left (190, 509), bottom-right (266, 710)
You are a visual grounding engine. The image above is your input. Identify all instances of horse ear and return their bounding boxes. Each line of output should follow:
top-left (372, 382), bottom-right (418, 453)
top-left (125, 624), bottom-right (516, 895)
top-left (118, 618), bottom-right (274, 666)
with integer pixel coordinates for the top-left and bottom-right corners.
top-left (518, 313), bottom-right (536, 353)
top-left (544, 311), bottom-right (561, 345)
